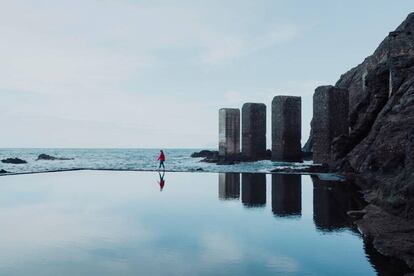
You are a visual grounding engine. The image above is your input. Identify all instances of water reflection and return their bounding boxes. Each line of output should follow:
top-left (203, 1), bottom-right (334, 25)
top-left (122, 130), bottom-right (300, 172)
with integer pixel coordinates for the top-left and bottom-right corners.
top-left (218, 173), bottom-right (240, 200)
top-left (272, 174), bottom-right (301, 217)
top-left (312, 176), bottom-right (364, 232)
top-left (158, 171), bottom-right (166, 191)
top-left (0, 171), bottom-right (411, 275)
top-left (241, 173), bottom-right (266, 208)
top-left (363, 239), bottom-right (413, 276)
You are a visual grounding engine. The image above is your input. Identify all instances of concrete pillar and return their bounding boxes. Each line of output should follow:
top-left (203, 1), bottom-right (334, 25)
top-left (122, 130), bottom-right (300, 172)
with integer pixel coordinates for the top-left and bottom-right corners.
top-left (272, 174), bottom-right (301, 217)
top-left (219, 108), bottom-right (240, 156)
top-left (313, 86), bottom-right (349, 164)
top-left (272, 96), bottom-right (302, 162)
top-left (241, 173), bottom-right (266, 208)
top-left (219, 173), bottom-right (240, 200)
top-left (242, 103), bottom-right (266, 160)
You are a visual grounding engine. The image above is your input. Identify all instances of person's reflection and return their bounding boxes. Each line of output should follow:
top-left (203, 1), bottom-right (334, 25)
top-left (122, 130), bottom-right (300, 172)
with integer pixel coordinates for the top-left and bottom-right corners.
top-left (312, 176), bottom-right (364, 232)
top-left (241, 173), bottom-right (266, 208)
top-left (219, 173), bottom-right (240, 200)
top-left (158, 171), bottom-right (166, 191)
top-left (272, 174), bottom-right (301, 217)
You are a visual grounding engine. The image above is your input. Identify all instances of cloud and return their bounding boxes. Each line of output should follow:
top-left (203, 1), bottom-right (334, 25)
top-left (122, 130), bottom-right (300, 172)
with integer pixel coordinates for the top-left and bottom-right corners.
top-left (200, 232), bottom-right (243, 263)
top-left (223, 90), bottom-right (245, 104)
top-left (266, 255), bottom-right (300, 273)
top-left (0, 1), bottom-right (304, 147)
top-left (200, 24), bottom-right (301, 64)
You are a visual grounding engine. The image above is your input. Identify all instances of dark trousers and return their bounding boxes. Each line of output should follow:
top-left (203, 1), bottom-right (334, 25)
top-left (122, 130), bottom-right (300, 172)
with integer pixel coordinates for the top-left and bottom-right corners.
top-left (159, 160), bottom-right (165, 169)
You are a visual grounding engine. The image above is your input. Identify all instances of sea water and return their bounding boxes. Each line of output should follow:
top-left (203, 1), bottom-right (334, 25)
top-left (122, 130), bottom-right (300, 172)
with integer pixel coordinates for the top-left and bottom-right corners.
top-left (0, 148), bottom-right (311, 174)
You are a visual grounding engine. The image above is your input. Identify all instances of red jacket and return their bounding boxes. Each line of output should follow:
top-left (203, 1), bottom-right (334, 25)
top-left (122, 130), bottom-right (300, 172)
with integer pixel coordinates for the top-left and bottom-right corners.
top-left (158, 152), bottom-right (165, 161)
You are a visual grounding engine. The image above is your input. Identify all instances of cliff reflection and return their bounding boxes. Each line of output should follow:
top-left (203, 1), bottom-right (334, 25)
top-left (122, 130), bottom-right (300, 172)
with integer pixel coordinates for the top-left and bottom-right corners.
top-left (312, 176), bottom-right (364, 232)
top-left (218, 173), bottom-right (240, 200)
top-left (241, 173), bottom-right (266, 208)
top-left (272, 174), bottom-right (301, 217)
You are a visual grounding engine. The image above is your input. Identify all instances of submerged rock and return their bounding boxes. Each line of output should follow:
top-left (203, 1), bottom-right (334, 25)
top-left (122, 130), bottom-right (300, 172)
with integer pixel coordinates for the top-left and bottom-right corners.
top-left (36, 154), bottom-right (74, 161)
top-left (1, 158), bottom-right (27, 164)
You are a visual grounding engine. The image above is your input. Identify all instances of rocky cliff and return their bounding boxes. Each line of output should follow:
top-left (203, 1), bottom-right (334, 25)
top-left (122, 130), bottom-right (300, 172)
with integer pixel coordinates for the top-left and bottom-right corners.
top-left (305, 12), bottom-right (414, 269)
top-left (307, 12), bottom-right (414, 219)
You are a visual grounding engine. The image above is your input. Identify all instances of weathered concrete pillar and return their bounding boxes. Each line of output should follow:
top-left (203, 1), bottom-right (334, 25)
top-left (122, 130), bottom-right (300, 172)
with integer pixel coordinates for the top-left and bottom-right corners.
top-left (313, 86), bottom-right (349, 164)
top-left (241, 173), bottom-right (266, 208)
top-left (242, 103), bottom-right (266, 160)
top-left (272, 96), bottom-right (302, 162)
top-left (219, 108), bottom-right (240, 156)
top-left (219, 173), bottom-right (240, 200)
top-left (272, 174), bottom-right (301, 217)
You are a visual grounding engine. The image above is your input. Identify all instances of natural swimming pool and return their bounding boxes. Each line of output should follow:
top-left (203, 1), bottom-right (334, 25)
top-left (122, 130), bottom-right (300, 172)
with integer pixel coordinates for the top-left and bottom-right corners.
top-left (0, 171), bottom-right (409, 275)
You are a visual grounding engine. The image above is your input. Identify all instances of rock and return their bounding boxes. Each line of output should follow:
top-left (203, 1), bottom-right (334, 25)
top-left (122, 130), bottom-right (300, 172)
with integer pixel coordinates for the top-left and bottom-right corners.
top-left (302, 150), bottom-right (312, 160)
top-left (190, 150), bottom-right (218, 158)
top-left (1, 158), bottom-right (27, 164)
top-left (304, 12), bottom-right (414, 218)
top-left (303, 13), bottom-right (414, 268)
top-left (0, 169), bottom-right (8, 174)
top-left (347, 210), bottom-right (367, 219)
top-left (192, 149), bottom-right (271, 165)
top-left (36, 154), bottom-right (74, 161)
top-left (356, 204), bottom-right (414, 270)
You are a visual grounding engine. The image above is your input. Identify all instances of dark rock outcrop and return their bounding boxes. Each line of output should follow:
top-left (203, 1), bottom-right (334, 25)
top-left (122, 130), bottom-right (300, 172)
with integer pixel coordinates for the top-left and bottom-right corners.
top-left (191, 149), bottom-right (272, 165)
top-left (36, 154), bottom-right (74, 161)
top-left (304, 12), bottom-right (414, 268)
top-left (356, 204), bottom-right (414, 270)
top-left (190, 150), bottom-right (218, 158)
top-left (1, 158), bottom-right (27, 164)
top-left (333, 14), bottom-right (414, 220)
top-left (0, 169), bottom-right (8, 174)
top-left (304, 12), bottom-right (414, 218)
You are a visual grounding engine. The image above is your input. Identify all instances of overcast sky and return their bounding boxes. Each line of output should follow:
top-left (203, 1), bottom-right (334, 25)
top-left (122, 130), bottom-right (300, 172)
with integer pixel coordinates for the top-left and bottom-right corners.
top-left (1, 1), bottom-right (413, 148)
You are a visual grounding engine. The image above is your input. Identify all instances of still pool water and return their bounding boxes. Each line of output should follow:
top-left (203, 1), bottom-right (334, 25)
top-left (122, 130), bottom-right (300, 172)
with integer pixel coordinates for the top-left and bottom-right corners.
top-left (0, 171), bottom-right (409, 275)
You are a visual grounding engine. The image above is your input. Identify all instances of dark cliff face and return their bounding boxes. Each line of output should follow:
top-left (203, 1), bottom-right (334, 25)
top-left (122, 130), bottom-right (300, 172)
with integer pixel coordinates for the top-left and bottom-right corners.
top-left (307, 12), bottom-right (414, 219)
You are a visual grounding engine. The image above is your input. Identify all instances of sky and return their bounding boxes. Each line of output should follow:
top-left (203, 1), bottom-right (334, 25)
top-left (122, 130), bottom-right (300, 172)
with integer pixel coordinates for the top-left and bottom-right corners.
top-left (1, 1), bottom-right (413, 148)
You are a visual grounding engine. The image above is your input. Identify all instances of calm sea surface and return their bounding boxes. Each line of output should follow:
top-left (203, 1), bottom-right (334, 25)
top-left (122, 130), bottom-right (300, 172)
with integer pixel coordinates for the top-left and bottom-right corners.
top-left (0, 170), bottom-right (410, 275)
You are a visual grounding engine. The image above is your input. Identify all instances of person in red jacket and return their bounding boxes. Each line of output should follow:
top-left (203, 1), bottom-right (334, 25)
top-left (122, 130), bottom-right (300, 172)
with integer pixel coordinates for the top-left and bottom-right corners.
top-left (158, 150), bottom-right (165, 170)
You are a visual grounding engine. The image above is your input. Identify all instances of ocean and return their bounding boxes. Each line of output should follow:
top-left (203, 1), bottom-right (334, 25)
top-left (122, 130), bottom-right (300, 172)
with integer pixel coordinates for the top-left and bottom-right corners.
top-left (0, 148), bottom-right (312, 175)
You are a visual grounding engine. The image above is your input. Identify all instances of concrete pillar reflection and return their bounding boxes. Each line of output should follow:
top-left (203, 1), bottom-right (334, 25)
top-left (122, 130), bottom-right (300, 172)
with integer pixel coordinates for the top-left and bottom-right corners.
top-left (272, 174), bottom-right (301, 217)
top-left (218, 173), bottom-right (240, 200)
top-left (241, 173), bottom-right (266, 208)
